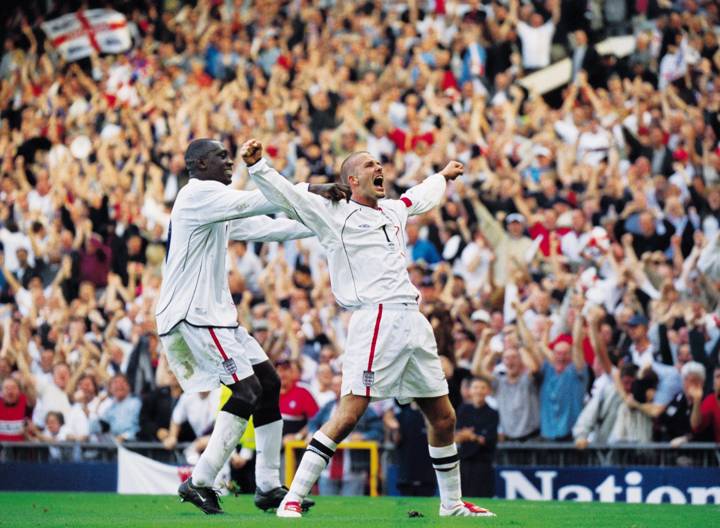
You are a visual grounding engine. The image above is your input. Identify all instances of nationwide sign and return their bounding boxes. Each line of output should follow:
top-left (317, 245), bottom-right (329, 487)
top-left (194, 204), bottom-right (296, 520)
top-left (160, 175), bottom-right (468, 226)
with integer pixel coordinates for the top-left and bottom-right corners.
top-left (496, 467), bottom-right (720, 505)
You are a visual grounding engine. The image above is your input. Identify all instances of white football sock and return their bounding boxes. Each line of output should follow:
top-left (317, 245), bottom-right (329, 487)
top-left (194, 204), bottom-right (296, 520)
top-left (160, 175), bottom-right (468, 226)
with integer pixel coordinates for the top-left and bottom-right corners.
top-left (254, 419), bottom-right (283, 491)
top-left (283, 430), bottom-right (337, 504)
top-left (429, 443), bottom-right (462, 509)
top-left (192, 411), bottom-right (248, 487)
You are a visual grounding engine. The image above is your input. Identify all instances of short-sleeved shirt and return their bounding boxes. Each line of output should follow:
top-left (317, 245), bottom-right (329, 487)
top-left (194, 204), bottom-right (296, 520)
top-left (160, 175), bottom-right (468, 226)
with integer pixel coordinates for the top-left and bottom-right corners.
top-left (171, 389), bottom-right (220, 437)
top-left (539, 361), bottom-right (588, 439)
top-left (279, 383), bottom-right (319, 436)
top-left (493, 372), bottom-right (540, 439)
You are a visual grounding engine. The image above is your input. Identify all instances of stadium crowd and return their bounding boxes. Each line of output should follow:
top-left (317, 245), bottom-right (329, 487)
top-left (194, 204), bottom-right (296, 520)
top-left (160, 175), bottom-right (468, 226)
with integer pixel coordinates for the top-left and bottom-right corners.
top-left (1, 0), bottom-right (720, 497)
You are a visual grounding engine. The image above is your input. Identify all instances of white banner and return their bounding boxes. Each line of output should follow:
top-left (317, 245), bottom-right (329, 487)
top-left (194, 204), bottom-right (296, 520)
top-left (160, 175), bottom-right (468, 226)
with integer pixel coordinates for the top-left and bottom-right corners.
top-left (117, 446), bottom-right (193, 495)
top-left (41, 9), bottom-right (131, 62)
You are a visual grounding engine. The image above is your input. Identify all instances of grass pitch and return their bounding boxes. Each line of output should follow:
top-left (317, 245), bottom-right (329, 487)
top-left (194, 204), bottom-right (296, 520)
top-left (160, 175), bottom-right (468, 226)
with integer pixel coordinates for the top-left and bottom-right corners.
top-left (0, 493), bottom-right (716, 528)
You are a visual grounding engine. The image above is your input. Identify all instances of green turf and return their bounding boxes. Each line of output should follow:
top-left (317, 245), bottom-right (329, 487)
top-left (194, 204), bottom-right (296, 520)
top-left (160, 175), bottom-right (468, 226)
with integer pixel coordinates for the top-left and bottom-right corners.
top-left (0, 493), bottom-right (716, 528)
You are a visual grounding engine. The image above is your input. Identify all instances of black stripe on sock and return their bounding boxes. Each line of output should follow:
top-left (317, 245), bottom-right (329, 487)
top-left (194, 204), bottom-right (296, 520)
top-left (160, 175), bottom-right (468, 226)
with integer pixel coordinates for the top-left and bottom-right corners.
top-left (309, 438), bottom-right (335, 459)
top-left (307, 446), bottom-right (330, 463)
top-left (434, 464), bottom-right (459, 472)
top-left (430, 454), bottom-right (459, 465)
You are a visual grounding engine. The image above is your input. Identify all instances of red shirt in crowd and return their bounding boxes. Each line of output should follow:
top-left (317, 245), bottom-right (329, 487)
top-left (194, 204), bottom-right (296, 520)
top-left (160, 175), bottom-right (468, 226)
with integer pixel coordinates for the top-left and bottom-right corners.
top-left (279, 383), bottom-right (319, 436)
top-left (528, 223), bottom-right (571, 257)
top-left (0, 393), bottom-right (30, 441)
top-left (693, 394), bottom-right (720, 443)
top-left (388, 128), bottom-right (435, 152)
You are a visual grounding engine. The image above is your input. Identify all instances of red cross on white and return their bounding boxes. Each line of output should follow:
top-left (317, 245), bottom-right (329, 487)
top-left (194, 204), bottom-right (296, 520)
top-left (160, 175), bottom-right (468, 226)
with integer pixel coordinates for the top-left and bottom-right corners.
top-left (41, 9), bottom-right (131, 62)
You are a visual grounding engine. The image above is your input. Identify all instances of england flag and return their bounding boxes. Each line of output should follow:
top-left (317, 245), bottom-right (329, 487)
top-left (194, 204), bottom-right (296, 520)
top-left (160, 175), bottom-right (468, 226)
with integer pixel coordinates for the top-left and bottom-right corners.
top-left (41, 9), bottom-right (132, 62)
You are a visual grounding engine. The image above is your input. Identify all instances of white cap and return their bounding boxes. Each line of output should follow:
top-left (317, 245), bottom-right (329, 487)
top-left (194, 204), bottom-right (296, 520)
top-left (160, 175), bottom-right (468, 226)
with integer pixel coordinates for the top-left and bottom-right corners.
top-left (533, 145), bottom-right (551, 158)
top-left (471, 310), bottom-right (491, 323)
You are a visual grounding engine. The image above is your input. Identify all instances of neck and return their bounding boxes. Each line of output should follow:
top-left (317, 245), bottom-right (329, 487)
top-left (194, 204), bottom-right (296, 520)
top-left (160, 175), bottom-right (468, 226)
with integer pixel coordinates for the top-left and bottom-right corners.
top-left (351, 193), bottom-right (378, 209)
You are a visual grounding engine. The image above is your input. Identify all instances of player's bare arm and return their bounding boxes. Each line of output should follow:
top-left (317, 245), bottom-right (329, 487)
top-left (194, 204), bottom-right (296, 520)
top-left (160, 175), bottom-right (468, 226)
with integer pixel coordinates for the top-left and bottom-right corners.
top-left (241, 139), bottom-right (350, 202)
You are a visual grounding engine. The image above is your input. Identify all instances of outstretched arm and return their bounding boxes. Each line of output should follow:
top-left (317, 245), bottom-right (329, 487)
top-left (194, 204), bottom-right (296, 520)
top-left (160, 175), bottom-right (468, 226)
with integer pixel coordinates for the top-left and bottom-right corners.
top-left (228, 216), bottom-right (314, 243)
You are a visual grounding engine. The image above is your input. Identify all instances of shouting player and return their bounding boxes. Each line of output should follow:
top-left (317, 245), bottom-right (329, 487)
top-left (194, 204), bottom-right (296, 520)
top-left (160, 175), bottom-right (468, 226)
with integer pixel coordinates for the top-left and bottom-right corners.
top-left (241, 139), bottom-right (495, 518)
top-left (156, 139), bottom-right (348, 514)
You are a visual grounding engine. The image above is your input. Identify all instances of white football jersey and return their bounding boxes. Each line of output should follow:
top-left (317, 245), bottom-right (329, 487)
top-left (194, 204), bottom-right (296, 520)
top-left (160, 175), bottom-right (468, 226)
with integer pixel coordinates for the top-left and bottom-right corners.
top-left (155, 178), bottom-right (311, 335)
top-left (248, 159), bottom-right (447, 308)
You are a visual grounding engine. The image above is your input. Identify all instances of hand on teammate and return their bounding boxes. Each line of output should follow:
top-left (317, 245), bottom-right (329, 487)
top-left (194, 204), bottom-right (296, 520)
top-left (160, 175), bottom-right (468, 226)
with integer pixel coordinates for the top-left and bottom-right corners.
top-left (310, 182), bottom-right (352, 202)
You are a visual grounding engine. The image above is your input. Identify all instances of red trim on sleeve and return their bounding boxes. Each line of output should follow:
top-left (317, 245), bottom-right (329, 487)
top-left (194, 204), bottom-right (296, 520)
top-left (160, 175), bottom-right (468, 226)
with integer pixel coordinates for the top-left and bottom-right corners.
top-left (400, 197), bottom-right (412, 208)
top-left (365, 304), bottom-right (384, 397)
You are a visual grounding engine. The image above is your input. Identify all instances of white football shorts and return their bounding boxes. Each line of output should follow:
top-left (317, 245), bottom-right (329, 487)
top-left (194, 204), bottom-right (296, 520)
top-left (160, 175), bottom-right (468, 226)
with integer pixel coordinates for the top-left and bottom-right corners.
top-left (160, 322), bottom-right (268, 393)
top-left (341, 303), bottom-right (449, 404)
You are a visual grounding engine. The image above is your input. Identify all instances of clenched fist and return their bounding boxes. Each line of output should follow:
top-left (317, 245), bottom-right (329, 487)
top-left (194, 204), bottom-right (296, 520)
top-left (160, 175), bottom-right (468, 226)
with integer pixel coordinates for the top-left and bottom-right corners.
top-left (240, 139), bottom-right (263, 166)
top-left (440, 161), bottom-right (464, 181)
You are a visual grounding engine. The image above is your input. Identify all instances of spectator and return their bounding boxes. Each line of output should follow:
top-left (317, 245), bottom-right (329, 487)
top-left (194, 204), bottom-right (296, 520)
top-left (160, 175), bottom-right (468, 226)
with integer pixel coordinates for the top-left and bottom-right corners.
top-left (469, 191), bottom-right (534, 286)
top-left (655, 361), bottom-right (706, 445)
top-left (391, 402), bottom-right (437, 497)
top-left (511, 0), bottom-right (561, 72)
top-left (91, 374), bottom-right (141, 442)
top-left (138, 371), bottom-right (183, 443)
top-left (610, 367), bottom-right (658, 443)
top-left (277, 358), bottom-right (318, 442)
top-left (310, 363), bottom-right (336, 409)
top-left (0, 377), bottom-right (30, 441)
top-left (574, 363), bottom-right (639, 447)
top-left (162, 388), bottom-right (220, 450)
top-left (64, 374), bottom-right (102, 441)
top-left (474, 311), bottom-right (541, 442)
top-left (690, 367), bottom-right (720, 443)
top-left (455, 376), bottom-right (498, 498)
top-left (536, 300), bottom-right (588, 441)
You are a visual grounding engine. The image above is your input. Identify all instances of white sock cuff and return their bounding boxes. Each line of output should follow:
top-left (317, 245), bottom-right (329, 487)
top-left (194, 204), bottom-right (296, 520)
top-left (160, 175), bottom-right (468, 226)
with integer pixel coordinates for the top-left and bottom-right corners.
top-left (313, 430), bottom-right (338, 451)
top-left (428, 443), bottom-right (458, 458)
top-left (255, 419), bottom-right (283, 433)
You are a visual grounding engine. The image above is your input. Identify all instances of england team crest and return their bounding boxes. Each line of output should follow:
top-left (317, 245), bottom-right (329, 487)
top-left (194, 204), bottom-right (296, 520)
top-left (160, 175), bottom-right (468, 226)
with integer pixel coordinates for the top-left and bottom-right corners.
top-left (362, 370), bottom-right (375, 387)
top-left (223, 358), bottom-right (238, 375)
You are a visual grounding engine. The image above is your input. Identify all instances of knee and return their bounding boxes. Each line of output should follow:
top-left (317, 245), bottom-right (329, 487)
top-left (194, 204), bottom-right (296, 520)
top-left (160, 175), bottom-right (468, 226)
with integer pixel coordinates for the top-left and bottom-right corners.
top-left (259, 368), bottom-right (281, 397)
top-left (433, 408), bottom-right (456, 436)
top-left (223, 374), bottom-right (262, 417)
top-left (241, 374), bottom-right (263, 408)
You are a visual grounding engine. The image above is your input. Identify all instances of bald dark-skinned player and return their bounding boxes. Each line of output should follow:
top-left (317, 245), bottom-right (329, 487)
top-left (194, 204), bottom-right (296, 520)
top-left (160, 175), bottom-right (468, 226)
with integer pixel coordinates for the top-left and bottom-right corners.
top-left (156, 139), bottom-right (348, 514)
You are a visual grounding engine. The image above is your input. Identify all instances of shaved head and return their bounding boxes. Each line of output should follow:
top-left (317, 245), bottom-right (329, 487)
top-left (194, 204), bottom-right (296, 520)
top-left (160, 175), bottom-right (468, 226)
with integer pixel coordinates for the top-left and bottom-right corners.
top-left (339, 151), bottom-right (371, 186)
top-left (185, 138), bottom-right (221, 175)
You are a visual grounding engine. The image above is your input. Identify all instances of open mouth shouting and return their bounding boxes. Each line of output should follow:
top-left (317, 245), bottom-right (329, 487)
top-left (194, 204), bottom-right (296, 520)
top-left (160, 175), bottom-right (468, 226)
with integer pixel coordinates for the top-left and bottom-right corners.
top-left (373, 173), bottom-right (385, 193)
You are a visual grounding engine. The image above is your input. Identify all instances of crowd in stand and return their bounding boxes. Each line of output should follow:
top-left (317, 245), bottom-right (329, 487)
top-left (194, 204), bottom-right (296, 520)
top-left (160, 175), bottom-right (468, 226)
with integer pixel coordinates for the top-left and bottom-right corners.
top-left (1, 0), bottom-right (720, 497)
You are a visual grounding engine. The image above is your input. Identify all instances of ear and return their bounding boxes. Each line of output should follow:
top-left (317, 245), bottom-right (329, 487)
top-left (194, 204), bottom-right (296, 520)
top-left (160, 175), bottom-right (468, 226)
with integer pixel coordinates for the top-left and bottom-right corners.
top-left (349, 174), bottom-right (358, 186)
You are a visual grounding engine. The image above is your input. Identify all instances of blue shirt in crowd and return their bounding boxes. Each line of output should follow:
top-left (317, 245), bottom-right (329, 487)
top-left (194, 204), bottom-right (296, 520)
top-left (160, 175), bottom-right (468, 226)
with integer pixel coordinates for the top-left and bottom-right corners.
top-left (539, 361), bottom-right (588, 440)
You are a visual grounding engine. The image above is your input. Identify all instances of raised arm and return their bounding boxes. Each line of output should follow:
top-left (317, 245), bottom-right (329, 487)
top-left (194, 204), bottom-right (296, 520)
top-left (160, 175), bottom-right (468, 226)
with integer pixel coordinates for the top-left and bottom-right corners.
top-left (398, 161), bottom-right (462, 216)
top-left (571, 297), bottom-right (587, 372)
top-left (587, 306), bottom-right (612, 375)
top-left (242, 140), bottom-right (340, 246)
